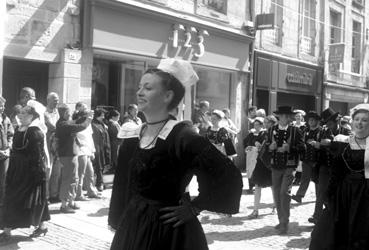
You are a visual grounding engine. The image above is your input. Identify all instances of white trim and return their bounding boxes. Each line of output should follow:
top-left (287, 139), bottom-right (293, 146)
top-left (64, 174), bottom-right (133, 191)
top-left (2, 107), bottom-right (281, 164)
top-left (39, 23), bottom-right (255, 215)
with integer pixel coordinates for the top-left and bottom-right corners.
top-left (158, 120), bottom-right (180, 140)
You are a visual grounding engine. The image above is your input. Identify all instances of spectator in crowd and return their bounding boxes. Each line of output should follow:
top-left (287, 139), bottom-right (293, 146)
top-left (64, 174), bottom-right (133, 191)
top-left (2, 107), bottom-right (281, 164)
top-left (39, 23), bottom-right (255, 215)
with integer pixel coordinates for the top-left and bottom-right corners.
top-left (122, 104), bottom-right (142, 126)
top-left (44, 92), bottom-right (61, 203)
top-left (192, 100), bottom-right (211, 135)
top-left (247, 106), bottom-right (257, 129)
top-left (10, 105), bottom-right (21, 130)
top-left (73, 104), bottom-right (101, 200)
top-left (221, 108), bottom-right (239, 137)
top-left (19, 87), bottom-right (36, 107)
top-left (92, 108), bottom-right (111, 192)
top-left (107, 110), bottom-right (122, 174)
top-left (0, 104), bottom-right (49, 241)
top-left (292, 109), bottom-right (307, 185)
top-left (56, 104), bottom-right (92, 213)
top-left (340, 115), bottom-right (352, 131)
top-left (0, 97), bottom-right (13, 207)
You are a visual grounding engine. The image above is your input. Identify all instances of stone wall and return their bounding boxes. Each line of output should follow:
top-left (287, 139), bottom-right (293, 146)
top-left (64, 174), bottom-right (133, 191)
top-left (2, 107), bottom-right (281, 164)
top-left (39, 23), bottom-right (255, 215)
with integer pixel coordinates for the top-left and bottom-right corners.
top-left (5, 0), bottom-right (80, 62)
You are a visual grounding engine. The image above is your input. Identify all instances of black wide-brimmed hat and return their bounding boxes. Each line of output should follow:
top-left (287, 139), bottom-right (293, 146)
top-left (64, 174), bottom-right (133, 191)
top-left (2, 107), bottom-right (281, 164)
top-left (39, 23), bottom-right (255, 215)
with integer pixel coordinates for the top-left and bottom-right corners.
top-left (305, 111), bottom-right (321, 120)
top-left (273, 106), bottom-right (296, 115)
top-left (321, 108), bottom-right (340, 123)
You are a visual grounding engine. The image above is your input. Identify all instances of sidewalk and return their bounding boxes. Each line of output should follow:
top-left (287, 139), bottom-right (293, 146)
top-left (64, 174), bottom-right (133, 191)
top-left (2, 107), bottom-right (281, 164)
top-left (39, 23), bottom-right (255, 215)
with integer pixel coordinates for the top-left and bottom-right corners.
top-left (0, 173), bottom-right (314, 250)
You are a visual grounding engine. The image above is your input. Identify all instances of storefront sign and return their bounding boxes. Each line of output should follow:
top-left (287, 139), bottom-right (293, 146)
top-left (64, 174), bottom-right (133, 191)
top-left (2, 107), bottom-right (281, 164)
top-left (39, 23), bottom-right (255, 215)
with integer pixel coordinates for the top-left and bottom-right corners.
top-left (286, 71), bottom-right (313, 86)
top-left (328, 43), bottom-right (345, 64)
top-left (171, 24), bottom-right (209, 58)
top-left (255, 13), bottom-right (275, 30)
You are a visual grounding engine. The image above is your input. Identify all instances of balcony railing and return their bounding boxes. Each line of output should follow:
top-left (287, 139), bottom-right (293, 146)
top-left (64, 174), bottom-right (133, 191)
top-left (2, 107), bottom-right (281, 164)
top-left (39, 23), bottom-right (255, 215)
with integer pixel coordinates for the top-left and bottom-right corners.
top-left (264, 26), bottom-right (282, 46)
top-left (327, 69), bottom-right (367, 88)
top-left (301, 36), bottom-right (312, 55)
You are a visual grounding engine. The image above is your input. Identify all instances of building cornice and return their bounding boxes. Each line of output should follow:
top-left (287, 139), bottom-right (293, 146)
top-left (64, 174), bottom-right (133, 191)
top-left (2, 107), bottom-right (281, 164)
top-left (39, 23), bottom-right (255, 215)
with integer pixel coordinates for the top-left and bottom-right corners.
top-left (324, 81), bottom-right (369, 93)
top-left (92, 0), bottom-right (254, 43)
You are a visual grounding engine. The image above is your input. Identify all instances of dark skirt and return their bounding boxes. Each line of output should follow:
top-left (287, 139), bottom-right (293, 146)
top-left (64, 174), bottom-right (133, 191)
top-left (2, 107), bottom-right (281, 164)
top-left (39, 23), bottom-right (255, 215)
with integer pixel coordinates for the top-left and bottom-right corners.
top-left (250, 160), bottom-right (272, 187)
top-left (309, 173), bottom-right (369, 250)
top-left (1, 154), bottom-right (50, 229)
top-left (111, 196), bottom-right (208, 250)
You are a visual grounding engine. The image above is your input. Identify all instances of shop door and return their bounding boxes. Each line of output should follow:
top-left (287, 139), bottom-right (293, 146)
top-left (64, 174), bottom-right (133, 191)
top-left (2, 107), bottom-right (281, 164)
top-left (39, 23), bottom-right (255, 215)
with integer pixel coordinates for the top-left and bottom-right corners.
top-left (120, 62), bottom-right (145, 115)
top-left (2, 58), bottom-right (49, 113)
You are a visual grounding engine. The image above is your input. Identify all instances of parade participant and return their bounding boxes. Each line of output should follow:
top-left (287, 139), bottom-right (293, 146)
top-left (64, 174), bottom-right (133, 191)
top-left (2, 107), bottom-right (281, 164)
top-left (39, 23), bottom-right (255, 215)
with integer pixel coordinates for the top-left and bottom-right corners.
top-left (122, 104), bottom-right (142, 126)
top-left (267, 106), bottom-right (305, 234)
top-left (192, 100), bottom-right (211, 135)
top-left (292, 111), bottom-right (322, 203)
top-left (205, 109), bottom-right (236, 157)
top-left (308, 108), bottom-right (350, 224)
top-left (0, 104), bottom-right (49, 241)
top-left (108, 58), bottom-right (242, 250)
top-left (92, 108), bottom-right (111, 192)
top-left (244, 116), bottom-right (276, 219)
top-left (247, 106), bottom-right (257, 129)
top-left (293, 109), bottom-right (306, 185)
top-left (45, 92), bottom-right (61, 203)
top-left (0, 97), bottom-right (13, 206)
top-left (56, 104), bottom-right (93, 213)
top-left (310, 104), bottom-right (369, 250)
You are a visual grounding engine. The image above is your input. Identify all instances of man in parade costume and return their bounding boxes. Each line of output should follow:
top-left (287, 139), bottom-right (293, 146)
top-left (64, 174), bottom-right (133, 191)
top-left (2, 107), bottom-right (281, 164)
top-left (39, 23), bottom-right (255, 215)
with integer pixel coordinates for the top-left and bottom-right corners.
top-left (292, 111), bottom-right (322, 203)
top-left (267, 106), bottom-right (305, 234)
top-left (308, 107), bottom-right (350, 224)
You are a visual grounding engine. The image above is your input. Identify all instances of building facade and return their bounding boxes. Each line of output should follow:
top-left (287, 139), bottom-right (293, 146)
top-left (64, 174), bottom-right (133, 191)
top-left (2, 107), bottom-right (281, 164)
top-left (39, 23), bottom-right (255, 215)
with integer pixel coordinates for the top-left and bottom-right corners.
top-left (323, 0), bottom-right (369, 115)
top-left (253, 0), bottom-right (324, 114)
top-left (2, 0), bottom-right (85, 109)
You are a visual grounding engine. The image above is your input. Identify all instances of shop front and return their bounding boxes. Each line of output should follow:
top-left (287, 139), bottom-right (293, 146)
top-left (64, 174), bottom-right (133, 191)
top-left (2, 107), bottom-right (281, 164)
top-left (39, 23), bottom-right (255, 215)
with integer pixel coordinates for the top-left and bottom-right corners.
top-left (254, 51), bottom-right (323, 114)
top-left (83, 0), bottom-right (253, 169)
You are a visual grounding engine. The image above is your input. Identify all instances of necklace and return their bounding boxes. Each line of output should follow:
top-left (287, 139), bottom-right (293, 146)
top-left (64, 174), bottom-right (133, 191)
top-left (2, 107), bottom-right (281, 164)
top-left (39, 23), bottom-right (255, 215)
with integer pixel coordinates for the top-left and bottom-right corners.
top-left (354, 136), bottom-right (366, 150)
top-left (355, 134), bottom-right (369, 140)
top-left (139, 119), bottom-right (169, 149)
top-left (146, 117), bottom-right (169, 125)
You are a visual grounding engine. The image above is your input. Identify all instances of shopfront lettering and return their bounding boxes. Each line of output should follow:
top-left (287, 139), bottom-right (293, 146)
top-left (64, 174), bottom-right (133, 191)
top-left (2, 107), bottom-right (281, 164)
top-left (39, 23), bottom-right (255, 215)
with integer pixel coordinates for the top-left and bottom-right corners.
top-left (286, 72), bottom-right (313, 86)
top-left (171, 24), bottom-right (209, 58)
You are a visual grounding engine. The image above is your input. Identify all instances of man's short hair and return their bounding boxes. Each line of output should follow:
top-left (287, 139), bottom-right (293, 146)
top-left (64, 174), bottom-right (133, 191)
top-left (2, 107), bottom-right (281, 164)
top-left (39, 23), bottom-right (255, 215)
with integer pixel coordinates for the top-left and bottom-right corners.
top-left (199, 101), bottom-right (209, 109)
top-left (20, 87), bottom-right (36, 100)
top-left (248, 106), bottom-right (257, 113)
top-left (58, 104), bottom-right (70, 118)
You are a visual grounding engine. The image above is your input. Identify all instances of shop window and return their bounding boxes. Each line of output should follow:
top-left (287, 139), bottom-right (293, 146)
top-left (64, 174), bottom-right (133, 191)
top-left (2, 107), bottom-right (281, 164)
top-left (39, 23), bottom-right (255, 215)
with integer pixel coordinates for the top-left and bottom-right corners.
top-left (194, 68), bottom-right (232, 111)
top-left (301, 0), bottom-right (316, 55)
top-left (351, 21), bottom-right (361, 74)
top-left (196, 0), bottom-right (228, 21)
top-left (270, 0), bottom-right (283, 46)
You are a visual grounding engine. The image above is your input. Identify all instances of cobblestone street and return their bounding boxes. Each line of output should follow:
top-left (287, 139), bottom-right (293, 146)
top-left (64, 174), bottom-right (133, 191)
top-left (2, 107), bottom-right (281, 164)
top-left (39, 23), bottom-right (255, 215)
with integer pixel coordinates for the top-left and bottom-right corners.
top-left (0, 173), bottom-right (314, 250)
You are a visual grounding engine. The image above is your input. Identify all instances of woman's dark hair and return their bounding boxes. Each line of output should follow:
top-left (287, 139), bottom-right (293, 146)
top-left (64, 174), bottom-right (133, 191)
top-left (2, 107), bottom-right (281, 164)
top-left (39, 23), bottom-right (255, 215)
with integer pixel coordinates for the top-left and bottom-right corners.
top-left (144, 68), bottom-right (185, 111)
top-left (108, 110), bottom-right (120, 119)
top-left (94, 108), bottom-right (106, 119)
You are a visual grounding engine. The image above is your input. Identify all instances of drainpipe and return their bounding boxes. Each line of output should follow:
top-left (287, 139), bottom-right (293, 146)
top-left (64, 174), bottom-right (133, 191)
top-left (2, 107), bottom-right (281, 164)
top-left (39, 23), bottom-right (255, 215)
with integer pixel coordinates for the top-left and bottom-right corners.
top-left (0, 1), bottom-right (5, 96)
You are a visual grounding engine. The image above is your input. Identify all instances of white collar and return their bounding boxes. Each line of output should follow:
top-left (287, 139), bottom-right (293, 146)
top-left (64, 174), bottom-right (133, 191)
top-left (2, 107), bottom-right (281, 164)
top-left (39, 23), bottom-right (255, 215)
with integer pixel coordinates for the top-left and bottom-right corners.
top-left (278, 124), bottom-right (289, 131)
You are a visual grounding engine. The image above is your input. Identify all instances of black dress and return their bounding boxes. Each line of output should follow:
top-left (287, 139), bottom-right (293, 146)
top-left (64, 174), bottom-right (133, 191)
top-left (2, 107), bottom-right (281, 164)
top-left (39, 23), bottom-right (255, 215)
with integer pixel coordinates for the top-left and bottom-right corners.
top-left (243, 131), bottom-right (272, 187)
top-left (109, 121), bottom-right (243, 250)
top-left (310, 142), bottom-right (369, 250)
top-left (1, 126), bottom-right (50, 229)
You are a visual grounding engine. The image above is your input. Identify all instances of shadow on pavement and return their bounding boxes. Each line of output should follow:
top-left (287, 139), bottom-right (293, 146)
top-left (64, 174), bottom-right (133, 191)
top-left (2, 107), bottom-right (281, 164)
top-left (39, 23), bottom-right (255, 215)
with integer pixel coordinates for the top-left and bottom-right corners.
top-left (286, 237), bottom-right (311, 249)
top-left (205, 222), bottom-right (313, 244)
top-left (88, 207), bottom-right (109, 217)
top-left (245, 202), bottom-right (274, 210)
top-left (0, 235), bottom-right (33, 249)
top-left (290, 200), bottom-right (315, 208)
top-left (200, 214), bottom-right (270, 226)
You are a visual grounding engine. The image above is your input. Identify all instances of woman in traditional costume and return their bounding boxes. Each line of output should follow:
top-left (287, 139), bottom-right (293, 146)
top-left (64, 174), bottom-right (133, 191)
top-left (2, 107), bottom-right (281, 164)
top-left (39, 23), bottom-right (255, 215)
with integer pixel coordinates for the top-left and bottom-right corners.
top-left (108, 59), bottom-right (243, 250)
top-left (310, 103), bottom-right (369, 250)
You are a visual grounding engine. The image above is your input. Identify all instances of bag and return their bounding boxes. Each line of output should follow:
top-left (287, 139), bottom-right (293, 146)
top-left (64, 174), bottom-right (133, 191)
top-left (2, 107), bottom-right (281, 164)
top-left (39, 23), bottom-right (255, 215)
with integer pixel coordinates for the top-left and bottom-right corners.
top-left (258, 141), bottom-right (271, 168)
top-left (224, 138), bottom-right (237, 156)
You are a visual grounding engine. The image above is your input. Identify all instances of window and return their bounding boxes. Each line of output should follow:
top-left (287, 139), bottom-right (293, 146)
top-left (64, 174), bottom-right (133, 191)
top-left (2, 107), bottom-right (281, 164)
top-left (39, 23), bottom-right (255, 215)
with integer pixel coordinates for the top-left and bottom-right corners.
top-left (330, 11), bottom-right (342, 44)
top-left (196, 0), bottom-right (228, 21)
top-left (351, 21), bottom-right (362, 73)
top-left (302, 0), bottom-right (316, 55)
top-left (270, 0), bottom-right (283, 46)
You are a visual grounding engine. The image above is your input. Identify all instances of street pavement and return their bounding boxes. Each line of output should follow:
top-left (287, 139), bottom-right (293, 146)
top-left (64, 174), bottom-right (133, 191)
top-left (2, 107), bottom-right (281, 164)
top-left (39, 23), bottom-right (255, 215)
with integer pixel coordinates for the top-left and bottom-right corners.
top-left (0, 173), bottom-right (315, 250)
